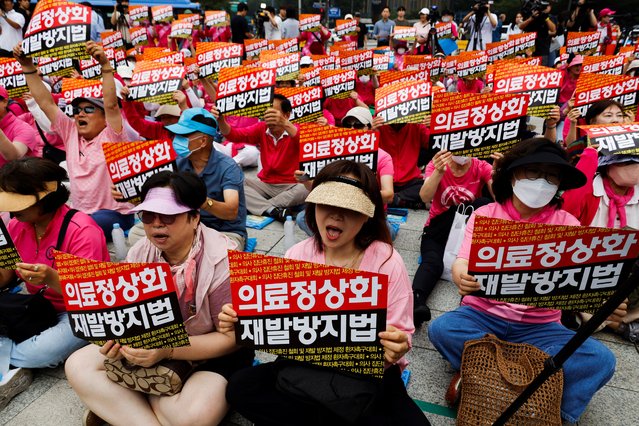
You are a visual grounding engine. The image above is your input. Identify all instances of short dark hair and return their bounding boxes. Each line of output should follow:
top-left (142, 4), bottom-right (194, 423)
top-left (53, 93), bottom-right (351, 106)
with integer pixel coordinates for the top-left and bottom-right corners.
top-left (397, 6), bottom-right (406, 12)
top-left (0, 158), bottom-right (70, 214)
top-left (305, 160), bottom-right (391, 252)
top-left (265, 6), bottom-right (275, 14)
top-left (382, 6), bottom-right (390, 13)
top-left (237, 2), bottom-right (249, 12)
top-left (584, 99), bottom-right (624, 124)
top-left (492, 138), bottom-right (566, 208)
top-left (273, 93), bottom-right (292, 114)
top-left (140, 171), bottom-right (207, 218)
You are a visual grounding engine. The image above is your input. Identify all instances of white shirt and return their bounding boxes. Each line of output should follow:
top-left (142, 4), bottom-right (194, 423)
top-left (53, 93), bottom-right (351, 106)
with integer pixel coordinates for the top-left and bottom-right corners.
top-left (466, 13), bottom-right (497, 51)
top-left (0, 10), bottom-right (25, 51)
top-left (265, 15), bottom-right (282, 40)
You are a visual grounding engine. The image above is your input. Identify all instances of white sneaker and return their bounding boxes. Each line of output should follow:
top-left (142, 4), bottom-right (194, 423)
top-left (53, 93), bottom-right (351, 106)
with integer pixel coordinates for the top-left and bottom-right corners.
top-left (0, 368), bottom-right (33, 410)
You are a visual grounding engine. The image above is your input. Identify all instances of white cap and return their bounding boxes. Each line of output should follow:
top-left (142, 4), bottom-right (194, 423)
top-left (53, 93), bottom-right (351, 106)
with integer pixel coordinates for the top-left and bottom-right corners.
top-left (116, 64), bottom-right (134, 79)
top-left (419, 8), bottom-right (430, 15)
top-left (627, 60), bottom-right (639, 73)
top-left (300, 56), bottom-right (313, 66)
top-left (345, 13), bottom-right (353, 20)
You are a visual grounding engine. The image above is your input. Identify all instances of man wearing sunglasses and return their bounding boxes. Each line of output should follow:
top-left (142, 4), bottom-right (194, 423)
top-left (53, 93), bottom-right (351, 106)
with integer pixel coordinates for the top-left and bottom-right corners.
top-left (13, 41), bottom-right (139, 240)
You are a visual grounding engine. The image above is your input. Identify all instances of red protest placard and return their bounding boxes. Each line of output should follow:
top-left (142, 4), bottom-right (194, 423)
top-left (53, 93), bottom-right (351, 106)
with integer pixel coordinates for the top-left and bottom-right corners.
top-left (102, 140), bottom-right (178, 204)
top-left (101, 31), bottom-right (124, 50)
top-left (493, 64), bottom-right (563, 118)
top-left (378, 69), bottom-right (428, 87)
top-left (430, 92), bottom-right (529, 158)
top-left (128, 61), bottom-right (185, 105)
top-left (486, 40), bottom-right (515, 63)
top-left (129, 5), bottom-right (149, 22)
top-left (375, 80), bottom-right (432, 124)
top-left (393, 27), bottom-right (416, 42)
top-left (373, 53), bottom-right (391, 72)
top-left (574, 73), bottom-right (639, 117)
top-left (311, 54), bottom-right (336, 70)
top-left (144, 49), bottom-right (184, 66)
top-left (259, 51), bottom-right (300, 81)
top-left (468, 216), bottom-right (639, 312)
top-left (299, 122), bottom-right (378, 178)
top-left (35, 56), bottom-right (74, 77)
top-left (329, 40), bottom-right (358, 56)
top-left (299, 14), bottom-right (321, 32)
top-left (196, 42), bottom-right (244, 79)
top-left (22, 1), bottom-right (91, 59)
top-left (510, 32), bottom-right (536, 56)
top-left (244, 39), bottom-right (268, 59)
top-left (104, 46), bottom-right (128, 70)
top-left (436, 22), bottom-right (453, 39)
top-left (566, 31), bottom-right (600, 56)
top-left (61, 78), bottom-right (102, 115)
top-left (334, 19), bottom-right (358, 38)
top-left (55, 251), bottom-right (190, 349)
top-left (216, 66), bottom-right (275, 118)
top-left (229, 251), bottom-right (388, 377)
top-left (0, 58), bottom-right (27, 98)
top-left (178, 13), bottom-right (201, 29)
top-left (299, 65), bottom-right (320, 86)
top-left (336, 49), bottom-right (374, 75)
top-left (130, 27), bottom-right (149, 47)
top-left (79, 56), bottom-right (102, 80)
top-left (319, 69), bottom-right (357, 99)
top-left (582, 55), bottom-right (625, 76)
top-left (275, 86), bottom-right (323, 124)
top-left (403, 55), bottom-right (442, 81)
top-left (151, 5), bottom-right (173, 23)
top-left (205, 10), bottom-right (227, 28)
top-left (455, 50), bottom-right (488, 79)
top-left (268, 38), bottom-right (299, 54)
top-left (578, 123), bottom-right (639, 156)
top-left (0, 220), bottom-right (22, 269)
top-left (170, 19), bottom-right (193, 39)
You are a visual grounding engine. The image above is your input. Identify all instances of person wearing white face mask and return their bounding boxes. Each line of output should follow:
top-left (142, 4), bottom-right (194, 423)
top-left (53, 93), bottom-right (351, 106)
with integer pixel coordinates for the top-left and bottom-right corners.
top-left (354, 73), bottom-right (379, 107)
top-left (429, 138), bottom-right (626, 424)
top-left (411, 150), bottom-right (496, 327)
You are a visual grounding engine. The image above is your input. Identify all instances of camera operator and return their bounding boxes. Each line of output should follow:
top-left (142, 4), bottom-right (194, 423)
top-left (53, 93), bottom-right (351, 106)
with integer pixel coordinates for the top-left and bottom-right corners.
top-left (263, 6), bottom-right (282, 40)
top-left (462, 1), bottom-right (497, 51)
top-left (111, 0), bottom-right (132, 48)
top-left (566, 0), bottom-right (597, 32)
top-left (519, 0), bottom-right (556, 67)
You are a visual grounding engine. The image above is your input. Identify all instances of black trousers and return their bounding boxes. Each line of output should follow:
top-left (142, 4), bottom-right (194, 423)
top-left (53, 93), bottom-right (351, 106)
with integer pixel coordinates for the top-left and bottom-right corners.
top-left (226, 362), bottom-right (430, 426)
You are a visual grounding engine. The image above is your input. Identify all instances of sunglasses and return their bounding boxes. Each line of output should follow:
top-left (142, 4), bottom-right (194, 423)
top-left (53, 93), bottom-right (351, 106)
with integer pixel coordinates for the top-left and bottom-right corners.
top-left (72, 106), bottom-right (97, 115)
top-left (342, 120), bottom-right (367, 129)
top-left (138, 211), bottom-right (180, 225)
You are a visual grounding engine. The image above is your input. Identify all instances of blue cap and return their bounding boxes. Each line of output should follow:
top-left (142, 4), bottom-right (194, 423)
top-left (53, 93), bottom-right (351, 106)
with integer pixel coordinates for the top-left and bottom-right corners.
top-left (165, 107), bottom-right (218, 136)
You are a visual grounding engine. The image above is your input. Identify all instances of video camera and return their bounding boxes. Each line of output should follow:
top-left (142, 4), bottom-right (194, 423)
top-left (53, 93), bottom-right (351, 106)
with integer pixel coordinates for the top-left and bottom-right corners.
top-left (430, 5), bottom-right (441, 24)
top-left (521, 0), bottom-right (550, 19)
top-left (254, 3), bottom-right (268, 38)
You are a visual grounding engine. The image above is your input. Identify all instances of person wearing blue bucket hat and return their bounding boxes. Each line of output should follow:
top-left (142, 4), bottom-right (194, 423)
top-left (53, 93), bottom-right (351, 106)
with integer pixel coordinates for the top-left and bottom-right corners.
top-left (165, 108), bottom-right (248, 249)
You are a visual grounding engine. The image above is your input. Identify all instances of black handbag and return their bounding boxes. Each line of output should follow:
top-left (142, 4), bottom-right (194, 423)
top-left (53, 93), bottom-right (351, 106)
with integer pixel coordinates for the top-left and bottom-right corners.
top-left (274, 358), bottom-right (381, 424)
top-left (0, 209), bottom-right (77, 343)
top-left (36, 122), bottom-right (66, 164)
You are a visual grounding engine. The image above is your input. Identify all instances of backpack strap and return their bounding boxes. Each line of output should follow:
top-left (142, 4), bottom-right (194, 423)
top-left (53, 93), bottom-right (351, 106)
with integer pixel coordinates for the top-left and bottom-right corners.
top-left (56, 209), bottom-right (78, 251)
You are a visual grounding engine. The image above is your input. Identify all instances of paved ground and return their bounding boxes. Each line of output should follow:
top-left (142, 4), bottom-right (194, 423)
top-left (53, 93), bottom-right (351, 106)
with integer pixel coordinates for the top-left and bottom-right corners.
top-left (1, 205), bottom-right (637, 425)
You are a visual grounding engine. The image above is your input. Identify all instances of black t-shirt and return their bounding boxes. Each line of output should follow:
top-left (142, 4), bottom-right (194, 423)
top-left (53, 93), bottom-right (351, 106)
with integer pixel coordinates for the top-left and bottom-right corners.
top-left (231, 14), bottom-right (250, 44)
top-left (357, 22), bottom-right (368, 48)
top-left (525, 15), bottom-right (555, 56)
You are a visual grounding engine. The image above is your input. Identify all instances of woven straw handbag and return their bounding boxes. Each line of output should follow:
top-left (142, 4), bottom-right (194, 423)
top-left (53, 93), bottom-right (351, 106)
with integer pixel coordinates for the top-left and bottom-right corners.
top-left (457, 334), bottom-right (563, 426)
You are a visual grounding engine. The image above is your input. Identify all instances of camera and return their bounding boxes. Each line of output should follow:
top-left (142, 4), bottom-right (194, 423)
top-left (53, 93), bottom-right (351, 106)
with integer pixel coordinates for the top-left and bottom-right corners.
top-left (521, 0), bottom-right (550, 18)
top-left (116, 0), bottom-right (128, 14)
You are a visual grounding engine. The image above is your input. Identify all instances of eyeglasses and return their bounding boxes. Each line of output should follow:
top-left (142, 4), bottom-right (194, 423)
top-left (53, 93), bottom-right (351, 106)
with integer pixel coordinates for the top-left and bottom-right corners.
top-left (522, 167), bottom-right (561, 185)
top-left (138, 211), bottom-right (180, 225)
top-left (72, 106), bottom-right (97, 115)
top-left (342, 120), bottom-right (367, 129)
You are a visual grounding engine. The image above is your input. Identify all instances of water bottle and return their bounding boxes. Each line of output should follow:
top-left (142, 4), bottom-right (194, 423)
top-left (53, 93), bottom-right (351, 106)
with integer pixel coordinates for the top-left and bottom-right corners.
top-left (111, 223), bottom-right (128, 261)
top-left (284, 216), bottom-right (296, 252)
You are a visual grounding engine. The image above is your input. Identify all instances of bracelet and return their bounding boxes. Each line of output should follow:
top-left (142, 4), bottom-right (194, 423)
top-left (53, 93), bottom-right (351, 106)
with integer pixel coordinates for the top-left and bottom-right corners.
top-left (101, 68), bottom-right (114, 74)
top-left (22, 69), bottom-right (38, 75)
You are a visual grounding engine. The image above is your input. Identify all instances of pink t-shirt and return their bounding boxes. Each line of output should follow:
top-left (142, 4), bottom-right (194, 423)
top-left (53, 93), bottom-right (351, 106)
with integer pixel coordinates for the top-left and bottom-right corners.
top-left (424, 158), bottom-right (492, 225)
top-left (457, 201), bottom-right (580, 324)
top-left (8, 205), bottom-right (109, 312)
top-left (457, 78), bottom-right (484, 93)
top-left (51, 110), bottom-right (137, 214)
top-left (285, 239), bottom-right (414, 371)
top-left (0, 112), bottom-right (38, 167)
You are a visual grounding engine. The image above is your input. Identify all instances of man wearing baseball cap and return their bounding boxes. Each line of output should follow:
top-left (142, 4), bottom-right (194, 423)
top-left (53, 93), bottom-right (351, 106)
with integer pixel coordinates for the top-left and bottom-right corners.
top-left (0, 85), bottom-right (37, 167)
top-left (13, 41), bottom-right (139, 240)
top-left (166, 107), bottom-right (248, 249)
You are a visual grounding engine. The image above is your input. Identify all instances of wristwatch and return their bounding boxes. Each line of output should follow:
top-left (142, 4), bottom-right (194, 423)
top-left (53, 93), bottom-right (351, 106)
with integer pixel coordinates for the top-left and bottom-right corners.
top-left (205, 198), bottom-right (213, 209)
